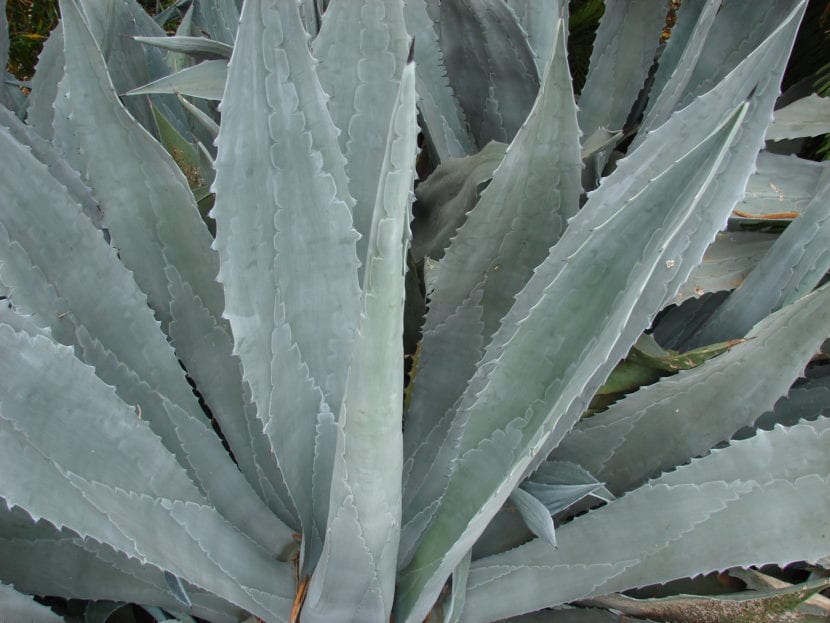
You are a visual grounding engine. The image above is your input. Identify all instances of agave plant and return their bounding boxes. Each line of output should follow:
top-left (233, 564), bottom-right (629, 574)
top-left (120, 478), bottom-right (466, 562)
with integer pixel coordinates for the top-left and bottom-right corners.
top-left (1, 0), bottom-right (830, 622)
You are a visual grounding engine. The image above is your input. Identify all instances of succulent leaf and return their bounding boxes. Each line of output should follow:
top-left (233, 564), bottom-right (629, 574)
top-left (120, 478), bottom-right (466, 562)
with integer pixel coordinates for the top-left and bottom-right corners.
top-left (462, 419), bottom-right (830, 622)
top-left (554, 283), bottom-right (830, 496)
top-left (439, 0), bottom-right (539, 147)
top-left (403, 0), bottom-right (475, 161)
top-left (314, 0), bottom-right (410, 273)
top-left (127, 60), bottom-right (228, 100)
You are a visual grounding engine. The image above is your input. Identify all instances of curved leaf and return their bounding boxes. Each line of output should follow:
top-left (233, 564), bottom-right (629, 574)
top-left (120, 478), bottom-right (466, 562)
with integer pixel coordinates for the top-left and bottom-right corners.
top-left (402, 20), bottom-right (580, 546)
top-left (692, 165), bottom-right (830, 345)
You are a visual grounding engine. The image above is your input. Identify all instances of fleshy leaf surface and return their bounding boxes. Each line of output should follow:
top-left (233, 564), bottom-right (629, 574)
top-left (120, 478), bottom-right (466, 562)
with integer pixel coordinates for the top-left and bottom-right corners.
top-left (211, 0), bottom-right (361, 567)
top-left (554, 283), bottom-right (830, 496)
top-left (461, 419), bottom-right (830, 622)
top-left (397, 6), bottom-right (805, 617)
top-left (304, 53), bottom-right (417, 623)
top-left (313, 0), bottom-right (409, 272)
top-left (402, 21), bottom-right (580, 547)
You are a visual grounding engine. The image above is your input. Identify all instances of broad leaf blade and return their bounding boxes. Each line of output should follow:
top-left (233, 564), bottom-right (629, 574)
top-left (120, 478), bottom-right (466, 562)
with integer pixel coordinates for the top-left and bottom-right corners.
top-left (313, 0), bottom-right (409, 273)
top-left (439, 0), bottom-right (539, 146)
top-left (304, 54), bottom-right (417, 623)
top-left (211, 0), bottom-right (361, 568)
top-left (403, 0), bottom-right (475, 161)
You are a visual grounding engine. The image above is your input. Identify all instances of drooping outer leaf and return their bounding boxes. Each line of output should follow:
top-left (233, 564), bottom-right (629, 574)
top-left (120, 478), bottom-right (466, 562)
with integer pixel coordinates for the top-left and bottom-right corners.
top-left (691, 165), bottom-right (830, 346)
top-left (127, 59), bottom-right (228, 101)
top-left (401, 20), bottom-right (580, 553)
top-left (439, 0), bottom-right (540, 147)
top-left (211, 0), bottom-right (361, 570)
top-left (396, 6), bottom-right (806, 619)
top-left (461, 418), bottom-right (830, 622)
top-left (767, 94), bottom-right (830, 140)
top-left (583, 578), bottom-right (830, 623)
top-left (313, 0), bottom-right (409, 273)
top-left (303, 56), bottom-right (416, 623)
top-left (402, 0), bottom-right (475, 161)
top-left (553, 282), bottom-right (830, 496)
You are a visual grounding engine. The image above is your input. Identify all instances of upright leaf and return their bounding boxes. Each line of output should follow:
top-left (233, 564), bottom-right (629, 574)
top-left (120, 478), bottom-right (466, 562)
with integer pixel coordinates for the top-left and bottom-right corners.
top-left (633, 0), bottom-right (721, 149)
top-left (439, 0), bottom-right (539, 146)
top-left (27, 23), bottom-right (64, 140)
top-left (577, 0), bottom-right (668, 141)
top-left (303, 52), bottom-right (417, 623)
top-left (314, 0), bottom-right (409, 272)
top-left (192, 0), bottom-right (240, 45)
top-left (505, 0), bottom-right (566, 76)
top-left (403, 0), bottom-right (475, 161)
top-left (401, 19), bottom-right (579, 559)
top-left (53, 0), bottom-right (224, 329)
top-left (211, 0), bottom-right (361, 569)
